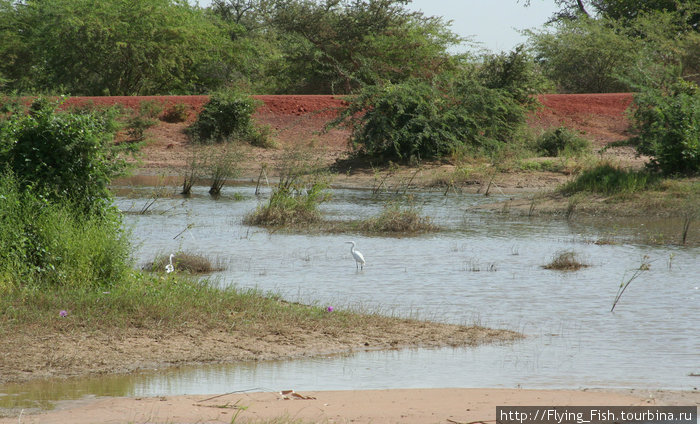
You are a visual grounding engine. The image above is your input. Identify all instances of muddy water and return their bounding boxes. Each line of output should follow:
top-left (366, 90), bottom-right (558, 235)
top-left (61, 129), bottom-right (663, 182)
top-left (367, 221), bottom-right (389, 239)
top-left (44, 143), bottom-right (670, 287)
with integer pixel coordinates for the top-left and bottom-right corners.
top-left (1, 184), bottom-right (698, 409)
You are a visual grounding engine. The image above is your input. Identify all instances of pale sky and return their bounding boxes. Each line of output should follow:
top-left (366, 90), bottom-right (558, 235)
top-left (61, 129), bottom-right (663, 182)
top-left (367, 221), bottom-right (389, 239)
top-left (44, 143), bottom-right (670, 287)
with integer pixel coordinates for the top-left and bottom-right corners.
top-left (194, 0), bottom-right (559, 53)
top-left (406, 0), bottom-right (559, 52)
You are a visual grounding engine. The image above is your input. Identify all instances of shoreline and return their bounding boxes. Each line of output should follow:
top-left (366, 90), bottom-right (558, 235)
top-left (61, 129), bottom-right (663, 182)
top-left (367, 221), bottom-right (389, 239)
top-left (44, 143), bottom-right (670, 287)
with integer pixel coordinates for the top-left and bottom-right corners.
top-left (1, 388), bottom-right (697, 423)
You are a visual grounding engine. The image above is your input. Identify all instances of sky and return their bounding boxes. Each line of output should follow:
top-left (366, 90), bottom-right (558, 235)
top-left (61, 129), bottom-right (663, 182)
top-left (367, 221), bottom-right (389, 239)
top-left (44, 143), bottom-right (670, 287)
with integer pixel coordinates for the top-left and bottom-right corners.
top-left (405, 0), bottom-right (559, 52)
top-left (194, 0), bottom-right (560, 53)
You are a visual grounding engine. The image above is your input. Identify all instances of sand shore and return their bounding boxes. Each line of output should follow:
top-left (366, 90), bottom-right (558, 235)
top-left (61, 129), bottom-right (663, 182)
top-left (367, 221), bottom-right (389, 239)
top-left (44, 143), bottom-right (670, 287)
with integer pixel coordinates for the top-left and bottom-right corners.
top-left (2, 388), bottom-right (697, 424)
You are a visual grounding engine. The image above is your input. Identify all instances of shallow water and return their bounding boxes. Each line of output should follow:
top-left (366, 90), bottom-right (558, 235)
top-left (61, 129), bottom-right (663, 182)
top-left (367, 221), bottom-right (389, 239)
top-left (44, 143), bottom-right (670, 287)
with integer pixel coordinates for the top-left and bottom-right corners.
top-left (2, 184), bottom-right (698, 409)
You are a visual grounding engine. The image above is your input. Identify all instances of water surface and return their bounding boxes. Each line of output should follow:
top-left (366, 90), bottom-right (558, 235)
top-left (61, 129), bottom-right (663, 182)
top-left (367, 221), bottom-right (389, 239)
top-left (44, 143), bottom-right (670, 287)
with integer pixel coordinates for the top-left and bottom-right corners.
top-left (2, 184), bottom-right (697, 409)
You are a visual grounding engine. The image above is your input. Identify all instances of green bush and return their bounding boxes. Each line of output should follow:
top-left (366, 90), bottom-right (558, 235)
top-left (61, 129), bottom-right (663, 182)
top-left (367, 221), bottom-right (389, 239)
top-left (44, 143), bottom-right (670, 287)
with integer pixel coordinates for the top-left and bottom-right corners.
top-left (560, 164), bottom-right (659, 195)
top-left (334, 77), bottom-right (526, 162)
top-left (535, 127), bottom-right (590, 157)
top-left (187, 90), bottom-right (262, 144)
top-left (631, 79), bottom-right (700, 175)
top-left (0, 172), bottom-right (132, 290)
top-left (0, 98), bottom-right (128, 215)
top-left (161, 103), bottom-right (190, 123)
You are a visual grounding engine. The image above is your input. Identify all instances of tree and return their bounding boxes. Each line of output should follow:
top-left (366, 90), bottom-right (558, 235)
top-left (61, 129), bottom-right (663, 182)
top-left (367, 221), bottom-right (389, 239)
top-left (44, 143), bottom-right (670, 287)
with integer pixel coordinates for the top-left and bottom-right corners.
top-left (523, 0), bottom-right (700, 29)
top-left (268, 0), bottom-right (462, 93)
top-left (1, 0), bottom-right (237, 95)
top-left (526, 17), bottom-right (637, 93)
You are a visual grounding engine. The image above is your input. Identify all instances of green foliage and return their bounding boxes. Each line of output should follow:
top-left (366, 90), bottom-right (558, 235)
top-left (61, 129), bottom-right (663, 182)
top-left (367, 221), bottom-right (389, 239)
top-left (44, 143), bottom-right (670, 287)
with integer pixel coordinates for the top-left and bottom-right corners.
top-left (535, 127), bottom-right (591, 157)
top-left (560, 163), bottom-right (660, 195)
top-left (0, 98), bottom-right (128, 215)
top-left (334, 75), bottom-right (527, 162)
top-left (0, 0), bottom-right (236, 95)
top-left (267, 0), bottom-right (462, 93)
top-left (0, 172), bottom-right (132, 290)
top-left (526, 17), bottom-right (637, 93)
top-left (478, 45), bottom-right (551, 106)
top-left (630, 79), bottom-right (700, 175)
top-left (187, 90), bottom-right (262, 144)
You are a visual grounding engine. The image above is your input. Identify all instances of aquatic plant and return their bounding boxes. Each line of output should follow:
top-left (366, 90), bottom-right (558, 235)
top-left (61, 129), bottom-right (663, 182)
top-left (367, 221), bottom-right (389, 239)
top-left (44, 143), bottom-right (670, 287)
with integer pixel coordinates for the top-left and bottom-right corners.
top-left (543, 250), bottom-right (589, 271)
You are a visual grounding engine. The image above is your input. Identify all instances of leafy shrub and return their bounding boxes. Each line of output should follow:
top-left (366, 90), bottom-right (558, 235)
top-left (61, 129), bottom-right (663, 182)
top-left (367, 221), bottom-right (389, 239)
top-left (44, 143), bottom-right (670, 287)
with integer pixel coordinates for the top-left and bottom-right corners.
top-left (126, 113), bottom-right (157, 142)
top-left (139, 100), bottom-right (164, 119)
top-left (535, 127), bottom-right (590, 157)
top-left (631, 79), bottom-right (700, 175)
top-left (0, 172), bottom-right (132, 289)
top-left (0, 98), bottom-right (128, 215)
top-left (334, 77), bottom-right (526, 162)
top-left (560, 163), bottom-right (659, 195)
top-left (161, 103), bottom-right (190, 123)
top-left (187, 90), bottom-right (262, 144)
top-left (478, 45), bottom-right (551, 106)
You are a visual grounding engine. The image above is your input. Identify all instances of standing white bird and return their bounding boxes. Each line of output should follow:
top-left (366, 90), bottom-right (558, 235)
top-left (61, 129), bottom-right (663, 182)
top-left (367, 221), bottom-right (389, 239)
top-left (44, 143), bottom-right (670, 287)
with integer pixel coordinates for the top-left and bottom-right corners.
top-left (165, 254), bottom-right (175, 273)
top-left (345, 241), bottom-right (365, 270)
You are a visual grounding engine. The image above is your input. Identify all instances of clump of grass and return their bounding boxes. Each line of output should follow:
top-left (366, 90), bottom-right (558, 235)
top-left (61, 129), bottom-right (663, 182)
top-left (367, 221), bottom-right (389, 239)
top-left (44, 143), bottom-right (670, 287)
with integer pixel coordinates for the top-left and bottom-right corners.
top-left (245, 179), bottom-right (329, 227)
top-left (161, 103), bottom-right (190, 123)
top-left (359, 202), bottom-right (438, 234)
top-left (543, 250), bottom-right (589, 271)
top-left (146, 251), bottom-right (225, 274)
top-left (535, 127), bottom-right (590, 157)
top-left (244, 149), bottom-right (331, 227)
top-left (560, 163), bottom-right (660, 195)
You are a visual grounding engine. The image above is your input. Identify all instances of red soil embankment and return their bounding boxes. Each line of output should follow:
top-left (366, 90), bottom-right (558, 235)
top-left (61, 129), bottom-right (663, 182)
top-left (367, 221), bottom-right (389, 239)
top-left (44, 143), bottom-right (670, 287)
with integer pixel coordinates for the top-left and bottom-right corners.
top-left (531, 93), bottom-right (634, 145)
top-left (62, 93), bottom-right (634, 144)
top-left (58, 93), bottom-right (636, 173)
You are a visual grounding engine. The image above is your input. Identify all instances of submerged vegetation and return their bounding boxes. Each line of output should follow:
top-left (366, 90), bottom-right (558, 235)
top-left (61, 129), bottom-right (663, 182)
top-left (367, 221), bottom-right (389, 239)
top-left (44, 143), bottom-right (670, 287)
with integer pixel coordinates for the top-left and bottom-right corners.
top-left (543, 250), bottom-right (589, 271)
top-left (358, 201), bottom-right (439, 234)
top-left (245, 150), bottom-right (332, 227)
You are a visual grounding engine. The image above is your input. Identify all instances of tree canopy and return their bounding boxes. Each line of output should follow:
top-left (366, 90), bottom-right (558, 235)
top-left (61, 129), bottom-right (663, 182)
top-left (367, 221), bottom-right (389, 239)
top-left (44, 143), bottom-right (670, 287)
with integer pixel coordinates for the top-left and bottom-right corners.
top-left (0, 0), bottom-right (464, 95)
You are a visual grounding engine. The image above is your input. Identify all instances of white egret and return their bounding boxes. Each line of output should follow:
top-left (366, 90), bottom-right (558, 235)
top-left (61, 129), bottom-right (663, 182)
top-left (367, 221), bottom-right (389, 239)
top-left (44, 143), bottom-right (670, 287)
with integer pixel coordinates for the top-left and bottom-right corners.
top-left (345, 241), bottom-right (365, 270)
top-left (165, 254), bottom-right (175, 273)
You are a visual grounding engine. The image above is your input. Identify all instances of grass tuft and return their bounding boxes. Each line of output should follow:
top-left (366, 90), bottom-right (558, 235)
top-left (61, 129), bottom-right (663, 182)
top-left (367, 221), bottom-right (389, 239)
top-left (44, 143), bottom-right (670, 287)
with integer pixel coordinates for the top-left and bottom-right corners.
top-left (358, 201), bottom-right (438, 234)
top-left (560, 163), bottom-right (659, 195)
top-left (543, 250), bottom-right (589, 271)
top-left (146, 251), bottom-right (225, 274)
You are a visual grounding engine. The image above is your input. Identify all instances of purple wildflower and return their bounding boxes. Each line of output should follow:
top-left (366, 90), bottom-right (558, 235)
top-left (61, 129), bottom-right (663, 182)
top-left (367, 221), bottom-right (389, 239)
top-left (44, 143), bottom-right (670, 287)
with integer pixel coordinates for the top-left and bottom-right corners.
top-left (59, 310), bottom-right (68, 317)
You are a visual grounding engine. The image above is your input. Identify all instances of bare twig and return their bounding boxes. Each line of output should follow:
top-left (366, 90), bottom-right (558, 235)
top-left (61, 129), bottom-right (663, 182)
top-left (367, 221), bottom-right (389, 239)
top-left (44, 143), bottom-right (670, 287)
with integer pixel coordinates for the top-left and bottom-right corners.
top-left (611, 256), bottom-right (652, 312)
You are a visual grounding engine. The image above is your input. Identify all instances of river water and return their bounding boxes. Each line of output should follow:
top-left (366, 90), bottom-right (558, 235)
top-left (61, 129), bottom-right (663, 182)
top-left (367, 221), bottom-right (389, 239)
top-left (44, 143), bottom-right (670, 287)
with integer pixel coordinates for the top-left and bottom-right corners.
top-left (1, 183), bottom-right (698, 409)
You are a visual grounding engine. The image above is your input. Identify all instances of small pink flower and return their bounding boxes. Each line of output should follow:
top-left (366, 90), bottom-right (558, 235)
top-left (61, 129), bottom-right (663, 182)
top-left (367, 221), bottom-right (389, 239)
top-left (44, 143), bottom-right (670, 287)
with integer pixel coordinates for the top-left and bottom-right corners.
top-left (327, 306), bottom-right (334, 312)
top-left (59, 310), bottom-right (68, 317)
